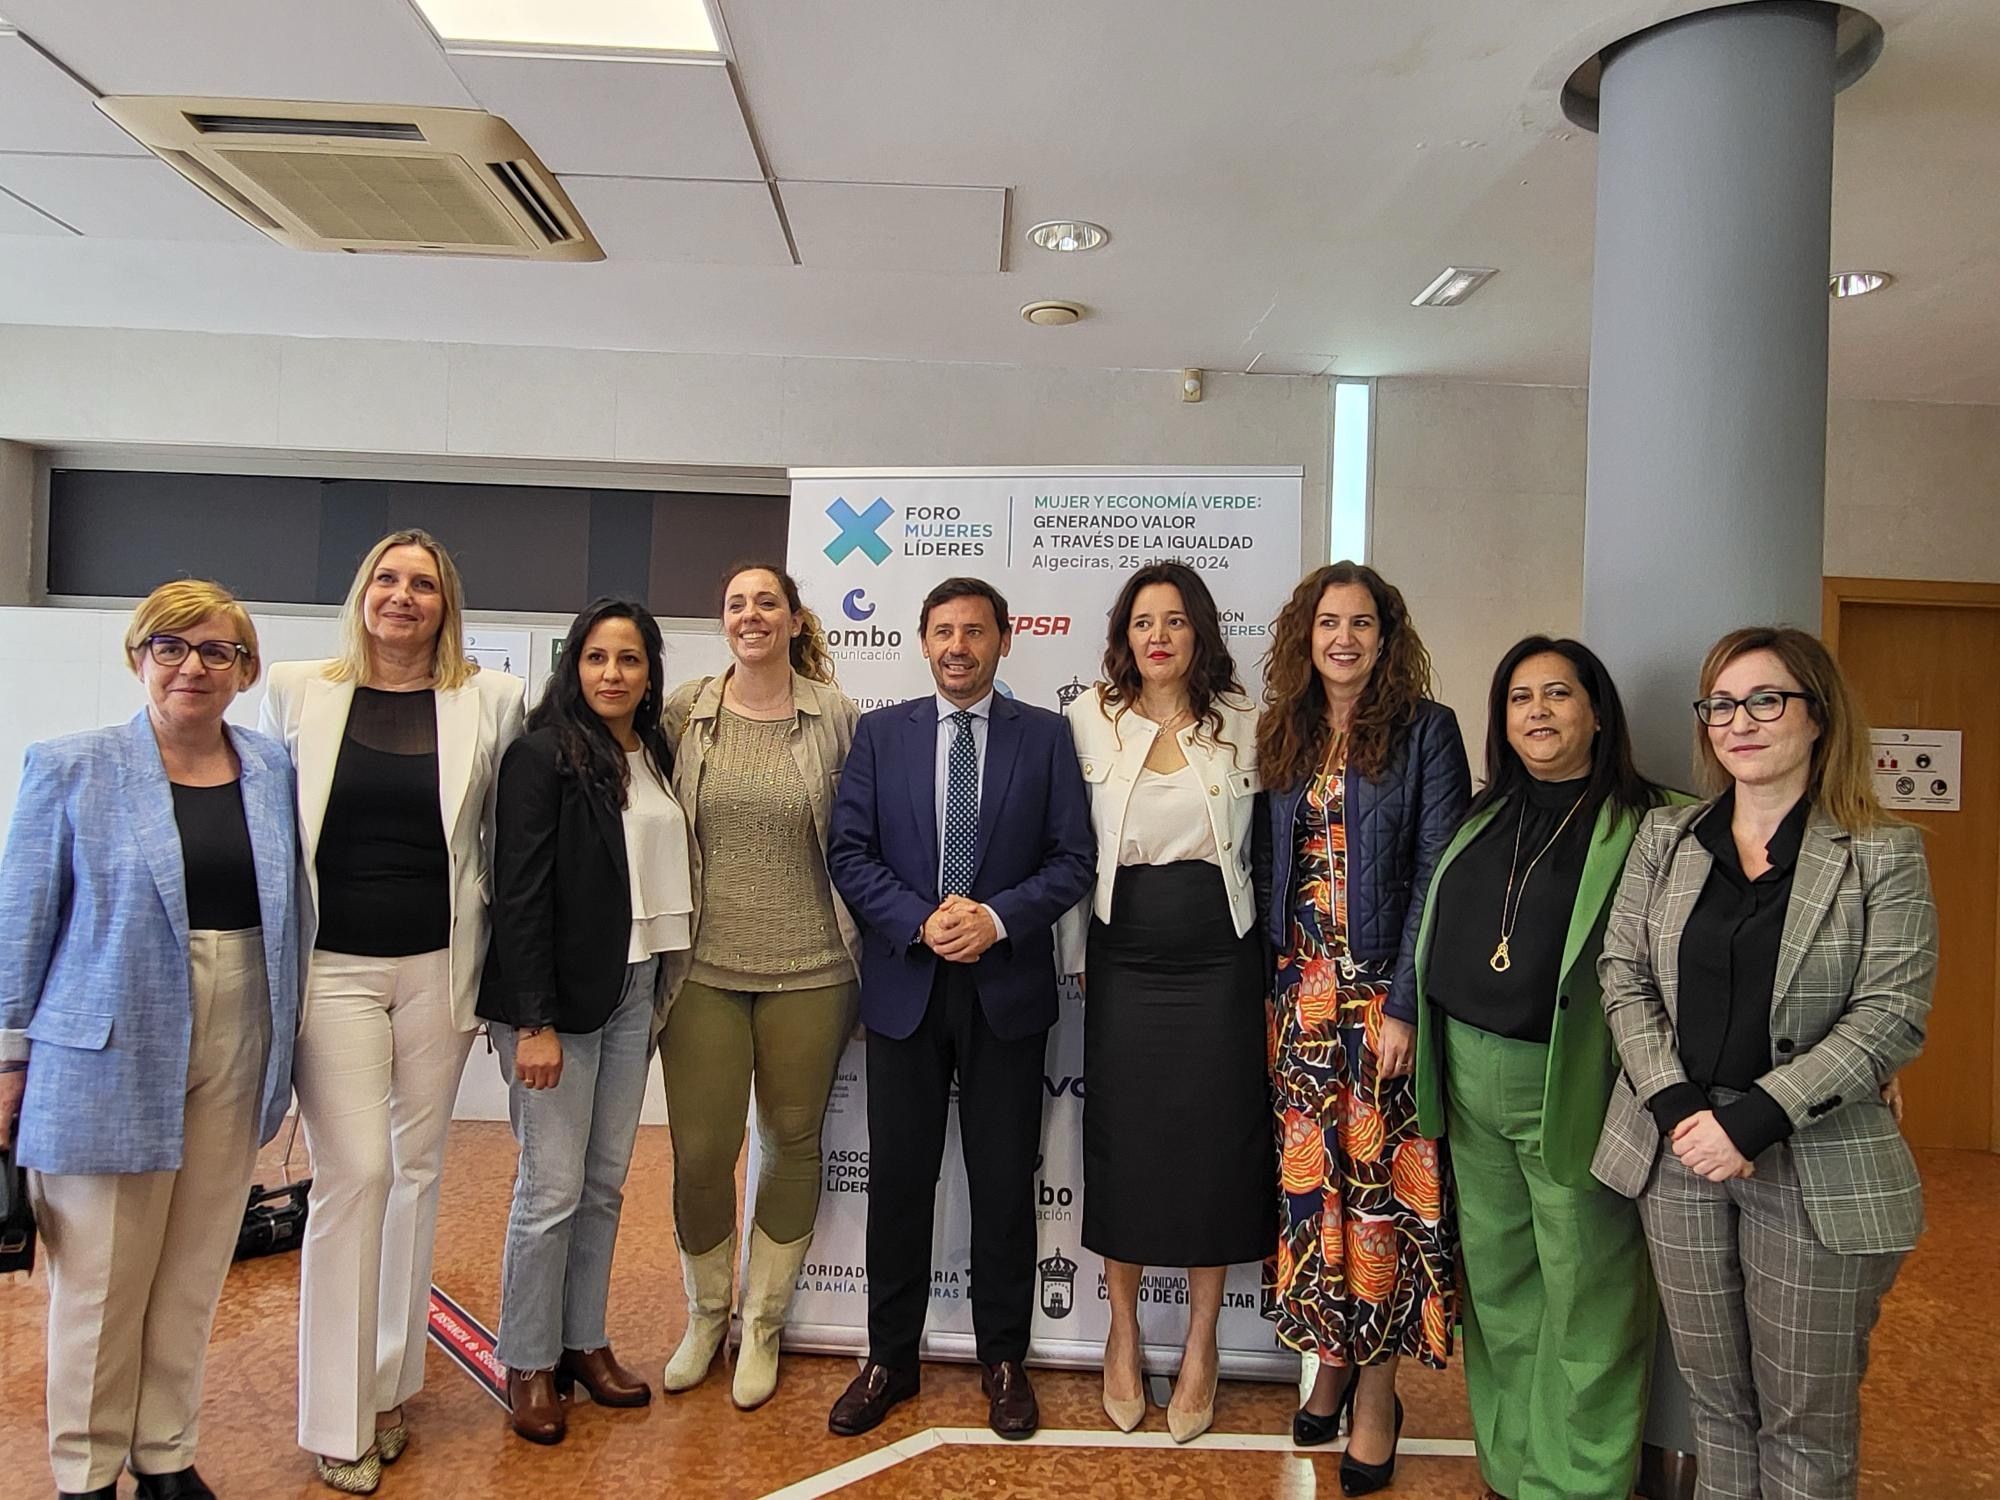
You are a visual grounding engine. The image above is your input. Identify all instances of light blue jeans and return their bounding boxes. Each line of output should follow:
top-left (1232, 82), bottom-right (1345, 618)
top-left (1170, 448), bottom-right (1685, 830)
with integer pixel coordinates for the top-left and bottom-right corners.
top-left (491, 956), bottom-right (658, 1370)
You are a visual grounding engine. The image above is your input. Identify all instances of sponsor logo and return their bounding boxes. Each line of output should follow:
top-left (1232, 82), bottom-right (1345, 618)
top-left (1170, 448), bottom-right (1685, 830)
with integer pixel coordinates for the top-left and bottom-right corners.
top-left (1055, 675), bottom-right (1090, 711)
top-left (1011, 615), bottom-right (1071, 637)
top-left (1032, 1150), bottom-right (1075, 1224)
top-left (825, 496), bottom-right (894, 565)
top-left (1038, 1249), bottom-right (1079, 1319)
top-left (1043, 1073), bottom-right (1085, 1099)
top-left (842, 588), bottom-right (877, 621)
top-left (825, 1147), bottom-right (869, 1195)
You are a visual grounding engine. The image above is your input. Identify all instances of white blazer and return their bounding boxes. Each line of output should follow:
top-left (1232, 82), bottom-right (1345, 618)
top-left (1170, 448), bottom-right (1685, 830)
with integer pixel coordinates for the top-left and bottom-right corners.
top-left (259, 659), bottom-right (526, 1031)
top-left (1057, 688), bottom-right (1261, 974)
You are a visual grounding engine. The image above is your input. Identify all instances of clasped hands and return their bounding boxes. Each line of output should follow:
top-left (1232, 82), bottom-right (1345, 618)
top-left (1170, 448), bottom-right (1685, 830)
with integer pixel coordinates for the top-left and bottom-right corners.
top-left (1670, 1109), bottom-right (1753, 1183)
top-left (923, 894), bottom-right (999, 963)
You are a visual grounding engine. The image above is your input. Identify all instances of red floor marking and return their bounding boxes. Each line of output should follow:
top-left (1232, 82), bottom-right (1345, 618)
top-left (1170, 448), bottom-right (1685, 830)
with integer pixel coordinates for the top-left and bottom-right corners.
top-left (427, 1285), bottom-right (509, 1408)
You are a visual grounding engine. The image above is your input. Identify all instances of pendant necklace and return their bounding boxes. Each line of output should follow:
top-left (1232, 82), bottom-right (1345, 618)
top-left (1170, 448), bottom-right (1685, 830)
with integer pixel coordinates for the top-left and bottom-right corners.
top-left (1491, 790), bottom-right (1589, 972)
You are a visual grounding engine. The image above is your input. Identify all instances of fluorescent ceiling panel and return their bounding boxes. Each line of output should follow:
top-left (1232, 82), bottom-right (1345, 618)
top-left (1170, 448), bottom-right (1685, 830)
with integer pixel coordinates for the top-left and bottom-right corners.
top-left (416, 0), bottom-right (717, 52)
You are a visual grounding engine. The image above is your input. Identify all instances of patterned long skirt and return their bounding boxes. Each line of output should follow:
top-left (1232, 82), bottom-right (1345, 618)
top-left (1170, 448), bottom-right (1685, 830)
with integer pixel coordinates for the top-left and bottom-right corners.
top-left (1261, 762), bottom-right (1456, 1368)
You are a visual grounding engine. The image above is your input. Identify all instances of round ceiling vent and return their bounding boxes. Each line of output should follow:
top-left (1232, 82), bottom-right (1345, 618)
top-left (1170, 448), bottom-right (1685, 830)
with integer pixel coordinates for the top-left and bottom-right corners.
top-left (1022, 300), bottom-right (1086, 327)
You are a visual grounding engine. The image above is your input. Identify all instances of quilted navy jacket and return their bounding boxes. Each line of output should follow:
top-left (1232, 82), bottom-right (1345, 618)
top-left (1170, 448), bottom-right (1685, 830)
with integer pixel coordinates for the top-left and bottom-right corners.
top-left (1259, 698), bottom-right (1471, 1022)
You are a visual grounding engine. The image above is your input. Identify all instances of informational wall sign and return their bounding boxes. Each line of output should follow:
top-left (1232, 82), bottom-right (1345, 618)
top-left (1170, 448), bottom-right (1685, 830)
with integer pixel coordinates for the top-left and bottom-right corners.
top-left (769, 466), bottom-right (1304, 1379)
top-left (1871, 727), bottom-right (1962, 812)
top-left (464, 628), bottom-right (531, 683)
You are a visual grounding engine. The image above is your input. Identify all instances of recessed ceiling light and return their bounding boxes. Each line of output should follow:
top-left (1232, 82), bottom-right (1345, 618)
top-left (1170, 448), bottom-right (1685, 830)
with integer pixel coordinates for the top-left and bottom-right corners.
top-left (1022, 300), bottom-right (1085, 327)
top-left (1830, 270), bottom-right (1892, 298)
top-left (1411, 266), bottom-right (1497, 307)
top-left (412, 0), bottom-right (719, 53)
top-left (1027, 220), bottom-right (1108, 254)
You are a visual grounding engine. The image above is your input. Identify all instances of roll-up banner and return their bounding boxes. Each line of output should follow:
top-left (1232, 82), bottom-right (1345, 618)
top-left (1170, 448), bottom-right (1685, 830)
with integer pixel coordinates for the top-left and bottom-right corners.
top-left (766, 466), bottom-right (1304, 1378)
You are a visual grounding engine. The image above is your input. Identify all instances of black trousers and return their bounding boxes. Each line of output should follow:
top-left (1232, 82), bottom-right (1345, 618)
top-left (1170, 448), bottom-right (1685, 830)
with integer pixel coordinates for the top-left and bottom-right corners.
top-left (864, 961), bottom-right (1048, 1370)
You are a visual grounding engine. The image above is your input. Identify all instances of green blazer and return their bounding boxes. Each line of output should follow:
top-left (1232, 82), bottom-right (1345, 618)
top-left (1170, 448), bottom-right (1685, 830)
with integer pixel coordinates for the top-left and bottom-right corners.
top-left (1412, 790), bottom-right (1690, 1188)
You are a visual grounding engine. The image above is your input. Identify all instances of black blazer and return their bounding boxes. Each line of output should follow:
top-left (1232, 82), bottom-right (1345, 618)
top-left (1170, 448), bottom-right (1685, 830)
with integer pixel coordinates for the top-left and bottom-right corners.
top-left (477, 726), bottom-right (672, 1033)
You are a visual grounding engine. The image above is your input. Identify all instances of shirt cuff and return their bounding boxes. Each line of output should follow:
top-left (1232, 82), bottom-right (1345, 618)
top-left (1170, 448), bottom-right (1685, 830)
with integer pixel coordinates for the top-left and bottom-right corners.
top-left (0, 1028), bottom-right (27, 1064)
top-left (1647, 1081), bottom-right (1709, 1137)
top-left (983, 904), bottom-right (1008, 942)
top-left (1714, 1086), bottom-right (1794, 1161)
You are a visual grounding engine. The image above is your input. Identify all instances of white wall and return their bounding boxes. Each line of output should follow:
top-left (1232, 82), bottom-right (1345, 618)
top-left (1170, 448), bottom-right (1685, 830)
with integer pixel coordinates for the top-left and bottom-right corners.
top-left (1370, 377), bottom-right (2000, 760)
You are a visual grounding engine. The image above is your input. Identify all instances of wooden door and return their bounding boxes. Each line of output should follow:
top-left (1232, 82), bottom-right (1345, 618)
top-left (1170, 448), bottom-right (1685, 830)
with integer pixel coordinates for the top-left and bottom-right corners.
top-left (1826, 578), bottom-right (2000, 1151)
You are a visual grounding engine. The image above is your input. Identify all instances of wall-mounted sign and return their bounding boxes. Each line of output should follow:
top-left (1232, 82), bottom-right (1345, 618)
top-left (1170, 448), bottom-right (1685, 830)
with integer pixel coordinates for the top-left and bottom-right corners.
top-left (464, 628), bottom-right (531, 683)
top-left (1871, 727), bottom-right (1961, 812)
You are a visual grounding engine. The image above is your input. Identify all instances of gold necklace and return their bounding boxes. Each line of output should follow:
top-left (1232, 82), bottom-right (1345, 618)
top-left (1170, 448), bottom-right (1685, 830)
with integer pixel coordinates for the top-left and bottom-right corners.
top-left (1490, 790), bottom-right (1589, 973)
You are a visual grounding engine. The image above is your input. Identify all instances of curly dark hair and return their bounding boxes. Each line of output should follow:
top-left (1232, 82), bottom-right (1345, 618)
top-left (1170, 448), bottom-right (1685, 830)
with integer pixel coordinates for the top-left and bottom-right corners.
top-left (1096, 561), bottom-right (1244, 743)
top-left (1257, 562), bottom-right (1432, 788)
top-left (530, 597), bottom-right (674, 816)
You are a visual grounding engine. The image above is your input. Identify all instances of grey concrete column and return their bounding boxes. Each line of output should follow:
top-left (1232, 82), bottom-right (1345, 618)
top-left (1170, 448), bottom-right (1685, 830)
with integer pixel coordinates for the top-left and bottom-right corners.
top-left (1582, 1), bottom-right (1839, 788)
top-left (1577, 6), bottom-right (1856, 1487)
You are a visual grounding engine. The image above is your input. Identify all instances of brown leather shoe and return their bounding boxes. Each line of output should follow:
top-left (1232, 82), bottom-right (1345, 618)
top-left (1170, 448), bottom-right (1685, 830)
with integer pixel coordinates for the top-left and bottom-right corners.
top-left (506, 1367), bottom-right (567, 1445)
top-left (828, 1361), bottom-right (920, 1436)
top-left (981, 1359), bottom-right (1039, 1440)
top-left (557, 1345), bottom-right (653, 1408)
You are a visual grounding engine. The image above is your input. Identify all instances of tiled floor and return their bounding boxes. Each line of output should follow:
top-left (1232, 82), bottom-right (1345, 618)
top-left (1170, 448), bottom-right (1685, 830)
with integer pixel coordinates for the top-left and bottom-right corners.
top-left (0, 1125), bottom-right (1991, 1499)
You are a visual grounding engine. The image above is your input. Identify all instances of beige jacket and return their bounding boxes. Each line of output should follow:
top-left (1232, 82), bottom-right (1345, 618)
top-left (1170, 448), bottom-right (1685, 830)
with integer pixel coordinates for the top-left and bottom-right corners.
top-left (660, 669), bottom-right (861, 1003)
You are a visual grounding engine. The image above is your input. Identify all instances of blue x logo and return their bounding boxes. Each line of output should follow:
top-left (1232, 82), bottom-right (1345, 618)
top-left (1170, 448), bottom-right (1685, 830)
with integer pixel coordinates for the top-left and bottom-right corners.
top-left (824, 496), bottom-right (894, 565)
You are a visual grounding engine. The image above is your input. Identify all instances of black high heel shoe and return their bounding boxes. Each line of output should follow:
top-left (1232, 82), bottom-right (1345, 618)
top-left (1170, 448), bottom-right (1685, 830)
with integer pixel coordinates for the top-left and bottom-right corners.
top-left (1291, 1365), bottom-right (1355, 1447)
top-left (1338, 1392), bottom-right (1404, 1496)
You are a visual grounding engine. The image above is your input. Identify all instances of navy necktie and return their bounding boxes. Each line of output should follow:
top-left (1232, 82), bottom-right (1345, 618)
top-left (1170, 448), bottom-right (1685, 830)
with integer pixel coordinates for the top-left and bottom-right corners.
top-left (941, 709), bottom-right (978, 896)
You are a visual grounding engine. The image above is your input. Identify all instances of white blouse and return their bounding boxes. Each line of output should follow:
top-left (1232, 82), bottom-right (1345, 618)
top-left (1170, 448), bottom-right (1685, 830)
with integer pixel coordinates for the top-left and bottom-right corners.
top-left (1117, 763), bottom-right (1220, 867)
top-left (624, 750), bottom-right (694, 961)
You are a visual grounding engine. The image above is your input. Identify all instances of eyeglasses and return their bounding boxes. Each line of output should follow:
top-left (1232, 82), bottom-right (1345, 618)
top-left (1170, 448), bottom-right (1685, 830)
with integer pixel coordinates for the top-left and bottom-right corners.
top-left (143, 634), bottom-right (251, 672)
top-left (1692, 690), bottom-right (1814, 727)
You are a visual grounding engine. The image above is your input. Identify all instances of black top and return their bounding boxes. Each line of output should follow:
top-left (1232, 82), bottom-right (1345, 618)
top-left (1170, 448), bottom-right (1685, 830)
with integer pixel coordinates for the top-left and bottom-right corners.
top-left (1426, 775), bottom-right (1593, 1044)
top-left (314, 688), bottom-right (450, 957)
top-left (476, 727), bottom-right (637, 1034)
top-left (171, 780), bottom-right (261, 931)
top-left (1647, 789), bottom-right (1811, 1160)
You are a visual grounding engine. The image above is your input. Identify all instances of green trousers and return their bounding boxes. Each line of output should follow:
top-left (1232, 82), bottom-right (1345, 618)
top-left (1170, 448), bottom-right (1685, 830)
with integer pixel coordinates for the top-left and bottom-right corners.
top-left (1443, 1017), bottom-right (1654, 1500)
top-left (661, 979), bottom-right (857, 1254)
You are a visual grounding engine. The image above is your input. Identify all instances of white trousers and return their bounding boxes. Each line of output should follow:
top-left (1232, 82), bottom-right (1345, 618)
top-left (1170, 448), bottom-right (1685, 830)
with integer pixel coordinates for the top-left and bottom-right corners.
top-left (292, 948), bottom-right (472, 1462)
top-left (32, 927), bottom-right (269, 1492)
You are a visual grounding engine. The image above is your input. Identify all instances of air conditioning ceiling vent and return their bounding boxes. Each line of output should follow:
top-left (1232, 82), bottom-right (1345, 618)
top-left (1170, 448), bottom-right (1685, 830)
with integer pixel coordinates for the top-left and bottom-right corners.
top-left (97, 97), bottom-right (602, 260)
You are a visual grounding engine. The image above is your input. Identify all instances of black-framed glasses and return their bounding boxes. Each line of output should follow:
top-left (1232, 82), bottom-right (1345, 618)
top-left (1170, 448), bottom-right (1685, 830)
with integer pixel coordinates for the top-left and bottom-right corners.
top-left (1692, 690), bottom-right (1814, 727)
top-left (143, 634), bottom-right (251, 672)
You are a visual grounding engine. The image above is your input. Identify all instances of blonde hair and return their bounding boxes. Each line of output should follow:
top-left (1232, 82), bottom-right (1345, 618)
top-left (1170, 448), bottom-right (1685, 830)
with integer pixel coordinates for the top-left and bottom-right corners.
top-left (1694, 626), bottom-right (1886, 832)
top-left (325, 529), bottom-right (476, 690)
top-left (124, 579), bottom-right (261, 687)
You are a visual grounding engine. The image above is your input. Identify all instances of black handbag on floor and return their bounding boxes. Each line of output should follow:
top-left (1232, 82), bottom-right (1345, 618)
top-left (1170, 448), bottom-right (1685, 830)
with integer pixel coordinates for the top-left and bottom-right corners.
top-left (0, 1142), bottom-right (35, 1276)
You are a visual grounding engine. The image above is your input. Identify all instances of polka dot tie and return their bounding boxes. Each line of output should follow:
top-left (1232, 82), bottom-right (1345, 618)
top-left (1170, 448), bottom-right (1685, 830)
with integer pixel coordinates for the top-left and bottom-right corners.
top-left (941, 709), bottom-right (978, 897)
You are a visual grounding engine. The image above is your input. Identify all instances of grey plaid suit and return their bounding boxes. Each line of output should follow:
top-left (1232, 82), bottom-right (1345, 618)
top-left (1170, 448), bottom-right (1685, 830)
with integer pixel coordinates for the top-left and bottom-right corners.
top-left (1591, 800), bottom-right (1937, 1500)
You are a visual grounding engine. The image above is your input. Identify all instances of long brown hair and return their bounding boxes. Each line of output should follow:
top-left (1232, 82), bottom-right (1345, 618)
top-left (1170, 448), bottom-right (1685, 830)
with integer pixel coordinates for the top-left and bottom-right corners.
top-left (1694, 626), bottom-right (1885, 832)
top-left (1257, 562), bottom-right (1433, 787)
top-left (721, 561), bottom-right (836, 686)
top-left (1096, 561), bottom-right (1244, 743)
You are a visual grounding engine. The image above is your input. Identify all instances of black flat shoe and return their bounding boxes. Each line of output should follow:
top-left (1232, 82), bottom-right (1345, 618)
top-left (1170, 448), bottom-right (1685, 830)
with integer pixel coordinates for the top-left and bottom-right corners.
top-left (133, 1468), bottom-right (217, 1500)
top-left (59, 1487), bottom-right (120, 1500)
top-left (1292, 1364), bottom-right (1355, 1447)
top-left (1339, 1394), bottom-right (1404, 1496)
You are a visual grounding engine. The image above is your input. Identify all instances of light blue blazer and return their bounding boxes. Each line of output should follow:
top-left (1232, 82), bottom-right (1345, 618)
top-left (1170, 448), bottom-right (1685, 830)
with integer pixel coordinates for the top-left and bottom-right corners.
top-left (0, 712), bottom-right (303, 1174)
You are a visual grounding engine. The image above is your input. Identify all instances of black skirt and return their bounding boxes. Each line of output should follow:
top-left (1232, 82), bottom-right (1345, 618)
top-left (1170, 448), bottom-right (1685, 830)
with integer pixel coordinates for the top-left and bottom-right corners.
top-left (1082, 861), bottom-right (1275, 1266)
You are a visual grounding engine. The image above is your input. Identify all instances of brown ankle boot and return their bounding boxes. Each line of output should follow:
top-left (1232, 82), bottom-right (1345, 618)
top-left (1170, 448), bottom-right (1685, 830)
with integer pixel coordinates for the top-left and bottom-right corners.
top-left (557, 1345), bottom-right (652, 1407)
top-left (506, 1367), bottom-right (566, 1444)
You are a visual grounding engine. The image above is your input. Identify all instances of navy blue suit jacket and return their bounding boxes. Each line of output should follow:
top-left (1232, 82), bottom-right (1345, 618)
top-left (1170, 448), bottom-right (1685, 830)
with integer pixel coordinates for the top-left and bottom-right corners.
top-left (827, 693), bottom-right (1093, 1042)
